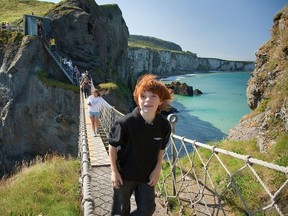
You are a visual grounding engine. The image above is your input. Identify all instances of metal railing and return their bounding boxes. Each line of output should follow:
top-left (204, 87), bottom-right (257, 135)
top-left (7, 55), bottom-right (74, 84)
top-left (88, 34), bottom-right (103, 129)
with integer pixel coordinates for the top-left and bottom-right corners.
top-left (41, 36), bottom-right (77, 85)
top-left (0, 25), bottom-right (23, 32)
top-left (98, 105), bottom-right (288, 216)
top-left (99, 106), bottom-right (124, 139)
top-left (3, 26), bottom-right (75, 85)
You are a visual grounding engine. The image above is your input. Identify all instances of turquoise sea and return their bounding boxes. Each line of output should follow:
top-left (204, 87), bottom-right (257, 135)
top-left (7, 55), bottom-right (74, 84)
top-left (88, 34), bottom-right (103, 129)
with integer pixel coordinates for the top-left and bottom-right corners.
top-left (161, 71), bottom-right (252, 143)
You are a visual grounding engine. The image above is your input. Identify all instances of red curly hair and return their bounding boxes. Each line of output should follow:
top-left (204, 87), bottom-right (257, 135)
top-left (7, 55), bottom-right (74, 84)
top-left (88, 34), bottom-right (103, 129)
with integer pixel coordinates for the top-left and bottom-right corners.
top-left (133, 74), bottom-right (173, 113)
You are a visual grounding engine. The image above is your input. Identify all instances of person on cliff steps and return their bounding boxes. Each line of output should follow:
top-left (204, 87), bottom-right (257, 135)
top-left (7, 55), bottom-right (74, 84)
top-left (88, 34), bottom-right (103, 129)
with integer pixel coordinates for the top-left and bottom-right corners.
top-left (49, 36), bottom-right (56, 52)
top-left (109, 74), bottom-right (173, 215)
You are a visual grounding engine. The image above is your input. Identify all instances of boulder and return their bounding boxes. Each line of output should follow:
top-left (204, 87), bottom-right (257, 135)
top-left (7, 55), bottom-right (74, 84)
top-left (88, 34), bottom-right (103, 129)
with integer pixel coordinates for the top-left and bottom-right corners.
top-left (193, 89), bottom-right (203, 95)
top-left (165, 81), bottom-right (194, 96)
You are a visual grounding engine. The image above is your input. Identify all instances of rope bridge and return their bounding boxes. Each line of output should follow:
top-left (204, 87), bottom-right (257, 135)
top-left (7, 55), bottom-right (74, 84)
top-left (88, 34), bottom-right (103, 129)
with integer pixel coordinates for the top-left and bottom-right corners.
top-left (99, 105), bottom-right (288, 216)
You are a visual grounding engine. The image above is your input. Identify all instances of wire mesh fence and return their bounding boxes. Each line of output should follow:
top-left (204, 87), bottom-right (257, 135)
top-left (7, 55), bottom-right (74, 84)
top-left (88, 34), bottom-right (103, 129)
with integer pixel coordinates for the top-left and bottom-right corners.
top-left (98, 105), bottom-right (288, 216)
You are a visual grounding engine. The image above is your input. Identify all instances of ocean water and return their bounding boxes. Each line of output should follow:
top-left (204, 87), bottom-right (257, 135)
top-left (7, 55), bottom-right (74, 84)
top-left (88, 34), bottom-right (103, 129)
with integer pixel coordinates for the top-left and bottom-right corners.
top-left (161, 71), bottom-right (252, 143)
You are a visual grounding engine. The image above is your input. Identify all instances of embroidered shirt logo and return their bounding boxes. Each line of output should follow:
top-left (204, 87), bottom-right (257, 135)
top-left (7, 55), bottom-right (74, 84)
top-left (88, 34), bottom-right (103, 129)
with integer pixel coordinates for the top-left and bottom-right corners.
top-left (154, 137), bottom-right (162, 141)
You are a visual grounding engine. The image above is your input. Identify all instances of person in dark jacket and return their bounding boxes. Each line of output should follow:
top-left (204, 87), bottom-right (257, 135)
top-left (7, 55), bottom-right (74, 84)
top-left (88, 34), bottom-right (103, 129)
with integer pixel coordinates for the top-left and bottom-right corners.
top-left (80, 75), bottom-right (91, 98)
top-left (109, 74), bottom-right (173, 215)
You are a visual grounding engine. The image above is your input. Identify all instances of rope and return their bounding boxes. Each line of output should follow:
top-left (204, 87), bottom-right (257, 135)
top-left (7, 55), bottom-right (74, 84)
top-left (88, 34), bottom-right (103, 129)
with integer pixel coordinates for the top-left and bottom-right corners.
top-left (79, 90), bottom-right (94, 215)
top-left (97, 107), bottom-right (288, 215)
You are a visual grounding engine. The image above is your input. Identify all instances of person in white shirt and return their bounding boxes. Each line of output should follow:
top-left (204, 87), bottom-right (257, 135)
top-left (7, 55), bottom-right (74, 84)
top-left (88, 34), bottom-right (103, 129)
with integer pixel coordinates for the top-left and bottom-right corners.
top-left (67, 59), bottom-right (73, 71)
top-left (87, 88), bottom-right (108, 137)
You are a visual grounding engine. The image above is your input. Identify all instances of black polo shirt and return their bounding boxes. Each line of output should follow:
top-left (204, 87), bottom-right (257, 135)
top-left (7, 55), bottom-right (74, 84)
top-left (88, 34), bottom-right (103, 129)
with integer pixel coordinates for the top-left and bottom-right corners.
top-left (109, 107), bottom-right (171, 182)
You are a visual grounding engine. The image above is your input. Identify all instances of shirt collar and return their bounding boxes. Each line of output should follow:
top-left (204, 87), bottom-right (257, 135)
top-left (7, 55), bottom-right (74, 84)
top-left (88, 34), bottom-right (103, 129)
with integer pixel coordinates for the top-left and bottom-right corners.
top-left (132, 107), bottom-right (161, 125)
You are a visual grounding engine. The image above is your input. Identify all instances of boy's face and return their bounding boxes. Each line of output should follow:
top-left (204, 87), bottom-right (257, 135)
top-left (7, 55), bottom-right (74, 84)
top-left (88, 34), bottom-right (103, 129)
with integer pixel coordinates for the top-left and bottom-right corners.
top-left (138, 90), bottom-right (162, 114)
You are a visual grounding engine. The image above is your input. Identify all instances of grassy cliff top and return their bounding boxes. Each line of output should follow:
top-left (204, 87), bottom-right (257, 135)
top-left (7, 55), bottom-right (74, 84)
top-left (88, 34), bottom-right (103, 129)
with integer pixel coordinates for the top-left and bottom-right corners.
top-left (0, 0), bottom-right (56, 25)
top-left (129, 34), bottom-right (196, 55)
top-left (0, 155), bottom-right (82, 215)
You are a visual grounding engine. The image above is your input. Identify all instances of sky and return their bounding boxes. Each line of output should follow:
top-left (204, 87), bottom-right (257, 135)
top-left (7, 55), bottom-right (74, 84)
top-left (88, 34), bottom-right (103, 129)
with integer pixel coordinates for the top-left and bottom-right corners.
top-left (40, 0), bottom-right (288, 61)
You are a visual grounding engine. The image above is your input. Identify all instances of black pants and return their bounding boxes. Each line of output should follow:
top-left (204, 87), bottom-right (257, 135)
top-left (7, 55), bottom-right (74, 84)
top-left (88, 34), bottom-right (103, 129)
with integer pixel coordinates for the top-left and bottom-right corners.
top-left (83, 88), bottom-right (90, 98)
top-left (111, 179), bottom-right (156, 216)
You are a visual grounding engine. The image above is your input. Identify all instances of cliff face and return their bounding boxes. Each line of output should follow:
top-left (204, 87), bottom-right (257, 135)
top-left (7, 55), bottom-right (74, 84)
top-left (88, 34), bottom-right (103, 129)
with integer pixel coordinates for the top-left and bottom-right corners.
top-left (201, 58), bottom-right (254, 72)
top-left (228, 5), bottom-right (288, 152)
top-left (0, 35), bottom-right (79, 177)
top-left (128, 45), bottom-right (254, 77)
top-left (46, 0), bottom-right (129, 83)
top-left (0, 0), bottom-right (131, 177)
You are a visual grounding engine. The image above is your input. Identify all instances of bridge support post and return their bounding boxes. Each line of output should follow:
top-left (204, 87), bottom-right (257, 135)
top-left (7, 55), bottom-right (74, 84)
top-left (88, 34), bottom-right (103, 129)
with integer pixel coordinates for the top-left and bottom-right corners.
top-left (167, 114), bottom-right (178, 196)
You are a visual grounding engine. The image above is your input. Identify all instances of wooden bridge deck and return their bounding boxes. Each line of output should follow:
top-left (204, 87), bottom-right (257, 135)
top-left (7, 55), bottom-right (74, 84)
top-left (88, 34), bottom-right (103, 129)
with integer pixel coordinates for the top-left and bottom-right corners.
top-left (84, 100), bottom-right (110, 167)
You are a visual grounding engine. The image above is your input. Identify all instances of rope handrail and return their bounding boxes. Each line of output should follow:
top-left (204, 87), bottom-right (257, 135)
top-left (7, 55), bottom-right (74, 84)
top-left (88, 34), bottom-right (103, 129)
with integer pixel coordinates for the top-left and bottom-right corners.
top-left (98, 104), bottom-right (288, 215)
top-left (172, 134), bottom-right (287, 174)
top-left (79, 89), bottom-right (94, 216)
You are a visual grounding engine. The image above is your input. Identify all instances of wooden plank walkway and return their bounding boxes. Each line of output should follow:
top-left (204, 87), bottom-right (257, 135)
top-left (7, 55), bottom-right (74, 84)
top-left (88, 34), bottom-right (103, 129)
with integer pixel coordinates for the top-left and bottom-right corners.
top-left (83, 98), bottom-right (110, 167)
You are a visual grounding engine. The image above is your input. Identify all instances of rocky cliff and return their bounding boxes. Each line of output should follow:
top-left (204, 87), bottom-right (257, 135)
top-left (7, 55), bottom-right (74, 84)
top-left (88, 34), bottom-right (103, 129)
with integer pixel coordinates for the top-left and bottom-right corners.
top-left (0, 0), bottom-right (130, 177)
top-left (228, 5), bottom-right (288, 152)
top-left (46, 0), bottom-right (129, 84)
top-left (0, 34), bottom-right (79, 177)
top-left (128, 35), bottom-right (254, 77)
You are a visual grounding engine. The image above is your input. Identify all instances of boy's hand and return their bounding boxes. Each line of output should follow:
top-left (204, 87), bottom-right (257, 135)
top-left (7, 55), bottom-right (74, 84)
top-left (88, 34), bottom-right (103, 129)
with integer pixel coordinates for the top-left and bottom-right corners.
top-left (111, 171), bottom-right (123, 189)
top-left (148, 168), bottom-right (161, 186)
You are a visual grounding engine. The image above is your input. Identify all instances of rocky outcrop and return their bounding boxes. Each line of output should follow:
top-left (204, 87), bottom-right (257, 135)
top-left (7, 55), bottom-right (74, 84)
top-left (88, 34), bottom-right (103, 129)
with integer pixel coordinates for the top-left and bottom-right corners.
top-left (165, 82), bottom-right (203, 96)
top-left (0, 35), bottom-right (79, 177)
top-left (46, 0), bottom-right (129, 84)
top-left (0, 0), bottom-right (132, 177)
top-left (228, 5), bottom-right (288, 152)
top-left (128, 42), bottom-right (254, 78)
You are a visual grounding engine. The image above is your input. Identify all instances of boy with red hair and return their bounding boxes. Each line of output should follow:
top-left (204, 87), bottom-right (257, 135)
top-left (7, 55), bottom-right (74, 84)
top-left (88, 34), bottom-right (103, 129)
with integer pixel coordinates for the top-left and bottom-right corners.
top-left (109, 74), bottom-right (173, 215)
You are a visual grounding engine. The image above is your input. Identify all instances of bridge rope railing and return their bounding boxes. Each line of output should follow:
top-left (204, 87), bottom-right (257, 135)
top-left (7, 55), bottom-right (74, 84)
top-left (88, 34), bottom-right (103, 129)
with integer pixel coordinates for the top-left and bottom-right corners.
top-left (79, 90), bottom-right (94, 216)
top-left (98, 105), bottom-right (288, 216)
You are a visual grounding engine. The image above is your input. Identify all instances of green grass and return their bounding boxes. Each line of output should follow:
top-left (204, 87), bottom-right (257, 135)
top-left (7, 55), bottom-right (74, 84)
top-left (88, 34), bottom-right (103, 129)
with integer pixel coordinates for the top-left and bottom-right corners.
top-left (128, 39), bottom-right (170, 51)
top-left (0, 0), bottom-right (56, 25)
top-left (0, 30), bottom-right (23, 45)
top-left (0, 155), bottom-right (82, 216)
top-left (97, 81), bottom-right (133, 113)
top-left (98, 82), bottom-right (119, 91)
top-left (128, 40), bottom-right (187, 54)
top-left (38, 71), bottom-right (80, 93)
top-left (128, 35), bottom-right (192, 55)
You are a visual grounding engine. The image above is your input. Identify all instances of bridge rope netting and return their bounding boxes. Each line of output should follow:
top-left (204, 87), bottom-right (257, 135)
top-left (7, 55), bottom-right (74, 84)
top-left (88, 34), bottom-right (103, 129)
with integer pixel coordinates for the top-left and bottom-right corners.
top-left (98, 103), bottom-right (288, 216)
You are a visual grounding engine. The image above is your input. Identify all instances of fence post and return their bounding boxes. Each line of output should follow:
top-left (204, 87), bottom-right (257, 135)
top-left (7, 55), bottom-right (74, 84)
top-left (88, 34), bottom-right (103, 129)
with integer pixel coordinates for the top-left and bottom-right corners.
top-left (167, 114), bottom-right (178, 196)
